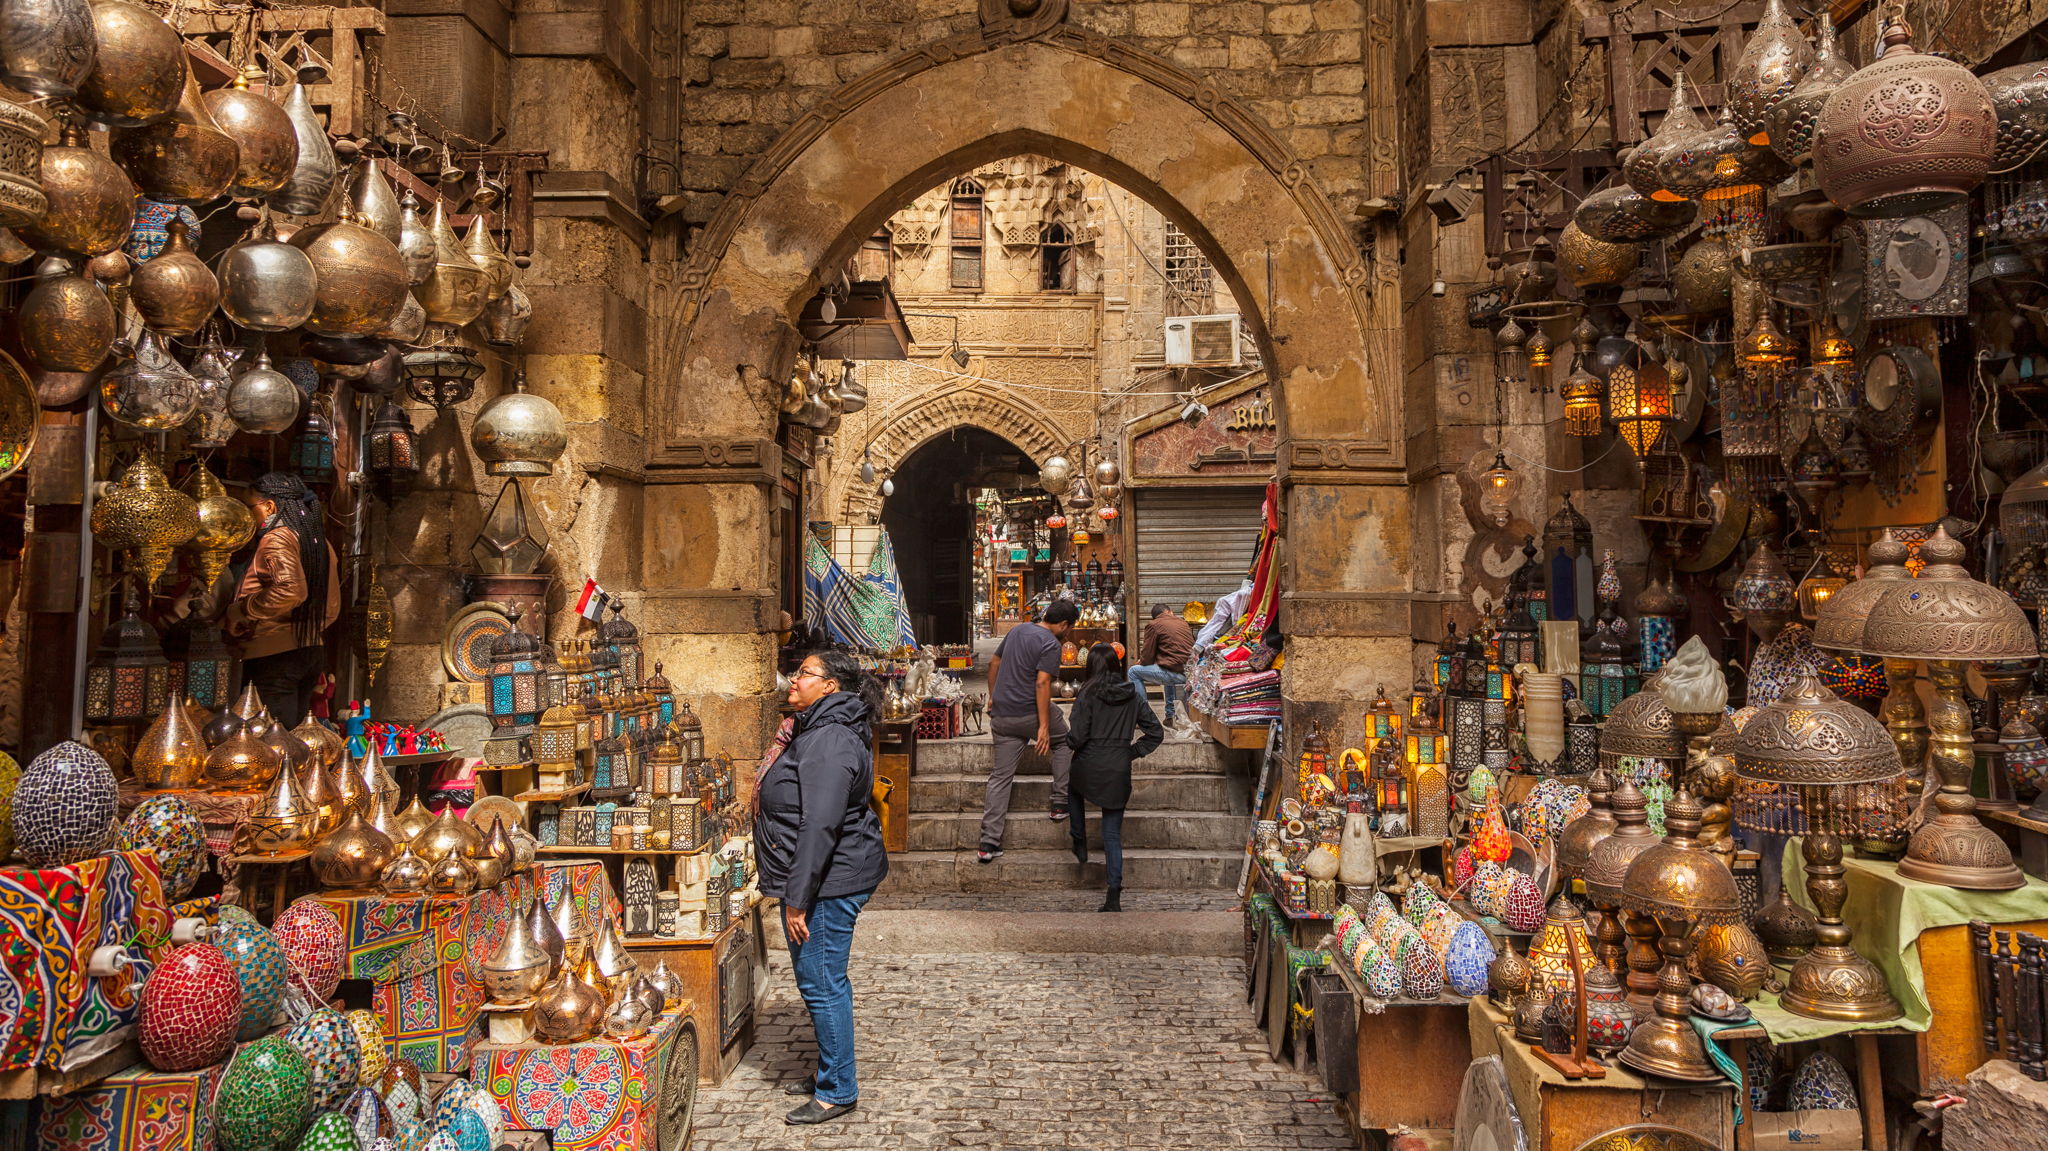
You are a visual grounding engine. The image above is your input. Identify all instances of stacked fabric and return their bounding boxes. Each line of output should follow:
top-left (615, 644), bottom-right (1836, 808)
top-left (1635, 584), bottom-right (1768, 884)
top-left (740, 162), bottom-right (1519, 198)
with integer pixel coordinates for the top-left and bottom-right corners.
top-left (1216, 669), bottom-right (1281, 724)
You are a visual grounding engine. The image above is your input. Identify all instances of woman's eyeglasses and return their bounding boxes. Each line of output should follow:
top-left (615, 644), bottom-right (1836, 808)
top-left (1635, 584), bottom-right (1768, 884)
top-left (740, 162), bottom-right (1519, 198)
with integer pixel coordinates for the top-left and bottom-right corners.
top-left (792, 670), bottom-right (830, 683)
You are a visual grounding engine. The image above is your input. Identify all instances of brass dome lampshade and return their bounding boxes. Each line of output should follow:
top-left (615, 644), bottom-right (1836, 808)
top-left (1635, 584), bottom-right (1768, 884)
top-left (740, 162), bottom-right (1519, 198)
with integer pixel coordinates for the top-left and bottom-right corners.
top-left (1657, 108), bottom-right (1794, 204)
top-left (1625, 69), bottom-right (1710, 203)
top-left (1616, 789), bottom-right (1742, 1081)
top-left (1727, 674), bottom-right (1904, 1022)
top-left (1812, 531), bottom-right (1928, 791)
top-left (1572, 184), bottom-right (1697, 244)
top-left (1728, 0), bottom-right (1813, 146)
top-left (1557, 765), bottom-right (1617, 883)
top-left (1856, 526), bottom-right (2032, 889)
top-left (1583, 777), bottom-right (1668, 1007)
top-left (1607, 359), bottom-right (1675, 461)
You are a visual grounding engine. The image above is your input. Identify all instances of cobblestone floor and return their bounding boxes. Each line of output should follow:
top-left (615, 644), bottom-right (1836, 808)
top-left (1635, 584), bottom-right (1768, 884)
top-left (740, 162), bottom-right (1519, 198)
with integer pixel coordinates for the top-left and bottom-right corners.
top-left (690, 950), bottom-right (1355, 1149)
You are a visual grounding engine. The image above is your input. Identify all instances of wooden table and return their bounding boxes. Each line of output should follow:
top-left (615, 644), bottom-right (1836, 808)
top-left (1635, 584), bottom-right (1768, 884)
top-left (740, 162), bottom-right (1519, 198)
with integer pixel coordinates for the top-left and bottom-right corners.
top-left (1468, 998), bottom-right (1737, 1151)
top-left (1712, 1020), bottom-right (1901, 1151)
top-left (1323, 959), bottom-right (1472, 1137)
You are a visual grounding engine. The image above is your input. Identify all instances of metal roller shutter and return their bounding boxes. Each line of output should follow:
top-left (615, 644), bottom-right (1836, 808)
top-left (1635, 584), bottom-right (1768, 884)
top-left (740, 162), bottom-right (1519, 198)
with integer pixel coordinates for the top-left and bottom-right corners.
top-left (1132, 486), bottom-right (1267, 613)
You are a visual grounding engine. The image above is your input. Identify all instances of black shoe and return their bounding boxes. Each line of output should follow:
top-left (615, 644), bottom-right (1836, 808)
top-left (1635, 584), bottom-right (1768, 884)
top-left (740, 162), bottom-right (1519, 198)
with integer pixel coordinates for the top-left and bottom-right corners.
top-left (977, 846), bottom-right (1002, 864)
top-left (1071, 839), bottom-right (1087, 865)
top-left (783, 1076), bottom-right (815, 1096)
top-left (1100, 887), bottom-right (1122, 912)
top-left (786, 1099), bottom-right (857, 1125)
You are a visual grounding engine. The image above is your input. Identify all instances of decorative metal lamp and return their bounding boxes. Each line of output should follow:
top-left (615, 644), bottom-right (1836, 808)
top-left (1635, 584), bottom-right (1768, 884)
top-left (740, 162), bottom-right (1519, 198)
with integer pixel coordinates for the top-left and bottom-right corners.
top-left (593, 725), bottom-right (627, 794)
top-left (1584, 777), bottom-right (1666, 1004)
top-left (85, 588), bottom-right (173, 724)
top-left (1814, 531), bottom-right (1925, 769)
top-left (1617, 789), bottom-right (1743, 1081)
top-left (472, 477), bottom-right (550, 575)
top-left (1364, 684), bottom-right (1401, 748)
top-left (1766, 15), bottom-right (1853, 166)
top-left (1559, 766), bottom-right (1617, 883)
top-left (290, 390), bottom-right (337, 485)
top-left (92, 453), bottom-right (199, 589)
top-left (1479, 450), bottom-right (1520, 528)
top-left (1855, 526), bottom-right (2031, 889)
top-left (484, 612), bottom-right (545, 766)
top-left (1727, 674), bottom-right (1904, 1021)
top-left (183, 464), bottom-right (256, 591)
top-left (162, 614), bottom-right (233, 712)
top-left (1657, 108), bottom-right (1794, 203)
top-left (1625, 68), bottom-right (1709, 202)
top-left (1814, 19), bottom-right (1995, 217)
top-left (1728, 0), bottom-right (1813, 145)
top-left (1635, 578), bottom-right (1685, 673)
top-left (1521, 893), bottom-right (1597, 1009)
top-left (365, 400), bottom-right (418, 499)
top-left (1733, 543), bottom-right (1798, 642)
top-left (1657, 636), bottom-right (1728, 792)
top-left (534, 700), bottom-right (582, 788)
top-left (1579, 614), bottom-right (1639, 720)
top-left (1561, 354), bottom-right (1604, 437)
top-left (1609, 360), bottom-right (1675, 462)
top-left (1741, 311), bottom-right (1798, 366)
top-left (403, 328), bottom-right (485, 408)
top-left (601, 601), bottom-right (643, 690)
top-left (1544, 495), bottom-right (1595, 625)
top-left (1370, 737), bottom-right (1407, 824)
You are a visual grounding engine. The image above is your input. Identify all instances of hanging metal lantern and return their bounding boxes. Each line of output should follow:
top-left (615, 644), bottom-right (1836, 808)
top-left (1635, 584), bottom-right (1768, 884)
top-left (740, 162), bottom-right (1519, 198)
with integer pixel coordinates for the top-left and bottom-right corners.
top-left (403, 324), bottom-right (485, 408)
top-left (1656, 109), bottom-right (1793, 203)
top-left (0, 0), bottom-right (96, 99)
top-left (183, 463), bottom-right (255, 589)
top-left (1814, 19), bottom-right (1996, 217)
top-left (1557, 223), bottom-right (1639, 289)
top-left (1064, 476), bottom-right (1095, 512)
top-left (487, 616), bottom-right (545, 738)
top-left (0, 97), bottom-right (46, 229)
top-left (163, 615), bottom-right (232, 712)
top-left (290, 208), bottom-right (409, 338)
top-left (1728, 0), bottom-right (1812, 145)
top-left (482, 283), bottom-right (532, 349)
top-left (365, 400), bottom-right (418, 498)
top-left (1479, 451), bottom-right (1520, 527)
top-left (84, 588), bottom-right (171, 724)
top-left (21, 258), bottom-right (116, 373)
top-left (109, 67), bottom-right (239, 204)
top-left (1985, 61), bottom-right (2048, 172)
top-left (1671, 238), bottom-right (1735, 315)
top-left (77, 0), bottom-right (185, 127)
top-left (472, 477), bottom-right (550, 575)
top-left (1742, 311), bottom-right (1797, 366)
top-left (101, 330), bottom-right (201, 430)
top-left (1767, 16), bottom-right (1853, 166)
top-left (1609, 360), bottom-right (1675, 460)
top-left (1572, 184), bottom-right (1696, 244)
top-left (1625, 68), bottom-right (1709, 202)
top-left (18, 123), bottom-right (133, 256)
top-left (130, 219), bottom-right (218, 336)
top-left (91, 452), bottom-right (197, 588)
top-left (472, 373), bottom-right (567, 477)
top-left (1039, 455), bottom-right (1074, 493)
top-left (185, 334), bottom-right (239, 450)
top-left (396, 191), bottom-right (433, 285)
top-left (203, 67), bottom-right (299, 199)
top-left (352, 155), bottom-right (401, 243)
top-left (417, 198), bottom-right (486, 325)
top-left (218, 223), bottom-right (318, 331)
top-left (1561, 355), bottom-right (1604, 436)
top-left (290, 390), bottom-right (337, 484)
top-left (228, 352), bottom-right (303, 435)
top-left (464, 217), bottom-right (512, 301)
top-left (364, 574), bottom-right (393, 685)
top-left (269, 80), bottom-right (339, 216)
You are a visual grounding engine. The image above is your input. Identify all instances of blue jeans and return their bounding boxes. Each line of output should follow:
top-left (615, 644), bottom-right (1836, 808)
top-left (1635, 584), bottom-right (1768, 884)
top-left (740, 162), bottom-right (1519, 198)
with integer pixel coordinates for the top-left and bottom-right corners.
top-left (784, 892), bottom-right (870, 1105)
top-left (1127, 664), bottom-right (1186, 722)
top-left (1068, 793), bottom-right (1126, 888)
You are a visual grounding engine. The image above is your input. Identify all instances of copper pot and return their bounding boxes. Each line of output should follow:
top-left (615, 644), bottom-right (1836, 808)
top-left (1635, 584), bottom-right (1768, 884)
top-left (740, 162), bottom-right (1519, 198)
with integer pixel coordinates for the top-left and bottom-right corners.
top-left (289, 212), bottom-right (407, 338)
top-left (112, 67), bottom-right (240, 204)
top-left (0, 0), bottom-right (95, 99)
top-left (130, 219), bottom-right (218, 335)
top-left (1815, 21), bottom-right (1996, 217)
top-left (202, 69), bottom-right (299, 199)
top-left (76, 0), bottom-right (185, 127)
top-left (17, 125), bottom-right (136, 257)
top-left (20, 259), bottom-right (115, 371)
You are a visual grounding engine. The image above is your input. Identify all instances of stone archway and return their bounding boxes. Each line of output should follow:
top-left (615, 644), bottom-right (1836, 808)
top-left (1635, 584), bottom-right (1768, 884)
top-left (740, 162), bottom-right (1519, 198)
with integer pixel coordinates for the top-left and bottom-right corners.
top-left (835, 384), bottom-right (1068, 523)
top-left (640, 19), bottom-right (1415, 749)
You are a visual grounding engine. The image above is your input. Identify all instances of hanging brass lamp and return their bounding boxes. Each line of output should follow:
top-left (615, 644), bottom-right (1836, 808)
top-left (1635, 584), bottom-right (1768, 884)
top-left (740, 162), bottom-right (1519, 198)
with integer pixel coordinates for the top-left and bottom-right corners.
top-left (1727, 0), bottom-right (1812, 145)
top-left (91, 452), bottom-right (198, 588)
top-left (110, 65), bottom-right (240, 204)
top-left (417, 199), bottom-right (486, 325)
top-left (1625, 68), bottom-right (1709, 203)
top-left (130, 219), bottom-right (218, 336)
top-left (1815, 18), bottom-right (1996, 216)
top-left (182, 463), bottom-right (255, 589)
top-left (269, 80), bottom-right (338, 215)
top-left (76, 0), bottom-right (184, 127)
top-left (1766, 15), bottom-right (1853, 166)
top-left (202, 67), bottom-right (299, 199)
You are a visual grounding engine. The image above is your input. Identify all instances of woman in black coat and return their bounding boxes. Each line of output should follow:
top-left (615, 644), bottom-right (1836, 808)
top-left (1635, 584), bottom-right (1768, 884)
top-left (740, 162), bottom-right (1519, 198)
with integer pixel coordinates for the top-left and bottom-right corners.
top-left (1065, 642), bottom-right (1163, 911)
top-left (755, 649), bottom-right (889, 1126)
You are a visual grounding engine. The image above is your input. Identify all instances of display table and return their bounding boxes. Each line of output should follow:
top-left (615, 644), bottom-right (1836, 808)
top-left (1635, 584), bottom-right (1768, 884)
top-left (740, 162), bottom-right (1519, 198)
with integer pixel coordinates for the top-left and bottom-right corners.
top-left (1468, 998), bottom-right (1736, 1151)
top-left (619, 901), bottom-right (764, 1085)
top-left (1785, 848), bottom-right (2048, 1091)
top-left (476, 1006), bottom-right (698, 1151)
top-left (1192, 704), bottom-right (1271, 751)
top-left (1323, 957), bottom-right (1471, 1136)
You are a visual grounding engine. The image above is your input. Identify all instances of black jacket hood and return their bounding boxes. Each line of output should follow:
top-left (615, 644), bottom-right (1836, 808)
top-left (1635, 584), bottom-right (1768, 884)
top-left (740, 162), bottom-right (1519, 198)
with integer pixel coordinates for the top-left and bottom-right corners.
top-left (797, 690), bottom-right (873, 736)
top-left (1090, 679), bottom-right (1138, 706)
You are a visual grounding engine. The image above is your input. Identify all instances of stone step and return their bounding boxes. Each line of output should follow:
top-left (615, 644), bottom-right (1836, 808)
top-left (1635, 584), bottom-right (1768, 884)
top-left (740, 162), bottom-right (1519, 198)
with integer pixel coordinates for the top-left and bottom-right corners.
top-left (878, 848), bottom-right (1241, 892)
top-left (912, 734), bottom-right (1240, 776)
top-left (910, 809), bottom-right (1245, 852)
top-left (907, 770), bottom-right (1236, 814)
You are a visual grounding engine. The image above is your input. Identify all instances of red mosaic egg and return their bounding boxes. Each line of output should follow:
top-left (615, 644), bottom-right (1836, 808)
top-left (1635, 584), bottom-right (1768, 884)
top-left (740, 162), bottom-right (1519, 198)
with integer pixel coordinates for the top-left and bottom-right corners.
top-left (139, 942), bottom-right (243, 1071)
top-left (1452, 846), bottom-right (1477, 887)
top-left (1503, 872), bottom-right (1546, 932)
top-left (272, 898), bottom-right (346, 1001)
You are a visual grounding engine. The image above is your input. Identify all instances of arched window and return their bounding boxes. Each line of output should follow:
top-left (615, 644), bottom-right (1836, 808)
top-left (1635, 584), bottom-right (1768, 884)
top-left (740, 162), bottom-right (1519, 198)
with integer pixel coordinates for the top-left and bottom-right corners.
top-left (1040, 222), bottom-right (1074, 291)
top-left (950, 178), bottom-right (984, 291)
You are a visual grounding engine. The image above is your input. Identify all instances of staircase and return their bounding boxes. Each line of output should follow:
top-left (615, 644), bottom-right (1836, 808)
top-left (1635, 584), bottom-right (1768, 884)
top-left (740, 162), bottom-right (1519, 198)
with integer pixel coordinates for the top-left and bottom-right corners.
top-left (878, 725), bottom-right (1249, 893)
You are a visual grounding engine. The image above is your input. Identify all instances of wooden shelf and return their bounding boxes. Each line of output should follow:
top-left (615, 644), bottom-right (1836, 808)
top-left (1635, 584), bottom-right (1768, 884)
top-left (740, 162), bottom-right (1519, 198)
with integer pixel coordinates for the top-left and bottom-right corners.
top-left (227, 848), bottom-right (311, 865)
top-left (514, 784), bottom-right (590, 803)
top-left (536, 845), bottom-right (708, 856)
top-left (380, 750), bottom-right (457, 766)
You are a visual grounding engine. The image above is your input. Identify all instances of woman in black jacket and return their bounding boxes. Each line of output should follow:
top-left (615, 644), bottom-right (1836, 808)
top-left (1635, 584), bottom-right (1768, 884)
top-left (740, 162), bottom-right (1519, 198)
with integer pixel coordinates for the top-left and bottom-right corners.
top-left (756, 649), bottom-right (889, 1126)
top-left (1066, 642), bottom-right (1163, 912)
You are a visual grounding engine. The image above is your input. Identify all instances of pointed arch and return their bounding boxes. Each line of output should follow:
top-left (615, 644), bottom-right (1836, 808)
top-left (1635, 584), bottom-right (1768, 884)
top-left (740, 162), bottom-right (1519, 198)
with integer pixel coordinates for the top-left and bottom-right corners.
top-left (838, 384), bottom-right (1066, 522)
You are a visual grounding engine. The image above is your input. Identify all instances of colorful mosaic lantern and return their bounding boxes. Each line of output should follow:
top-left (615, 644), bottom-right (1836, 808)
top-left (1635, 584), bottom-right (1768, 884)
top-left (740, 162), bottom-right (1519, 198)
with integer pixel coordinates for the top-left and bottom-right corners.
top-left (601, 600), bottom-right (643, 690)
top-left (647, 661), bottom-right (676, 727)
top-left (1636, 577), bottom-right (1685, 673)
top-left (365, 400), bottom-right (419, 498)
top-left (486, 614), bottom-right (544, 732)
top-left (1365, 684), bottom-right (1402, 749)
top-left (1434, 623), bottom-right (1459, 692)
top-left (85, 592), bottom-right (173, 724)
top-left (1473, 791), bottom-right (1513, 863)
top-left (163, 614), bottom-right (233, 711)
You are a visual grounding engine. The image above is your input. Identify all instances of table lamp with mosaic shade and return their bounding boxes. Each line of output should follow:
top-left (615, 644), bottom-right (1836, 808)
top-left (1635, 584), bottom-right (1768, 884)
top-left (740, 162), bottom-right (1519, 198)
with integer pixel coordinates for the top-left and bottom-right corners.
top-left (1822, 526), bottom-right (2030, 889)
top-left (1726, 674), bottom-right (1904, 1021)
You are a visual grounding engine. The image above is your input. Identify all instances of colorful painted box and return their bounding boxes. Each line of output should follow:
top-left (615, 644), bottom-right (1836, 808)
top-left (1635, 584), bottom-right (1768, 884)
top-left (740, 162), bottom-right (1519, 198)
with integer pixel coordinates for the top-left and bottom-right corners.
top-left (477, 1007), bottom-right (694, 1151)
top-left (36, 1062), bottom-right (221, 1151)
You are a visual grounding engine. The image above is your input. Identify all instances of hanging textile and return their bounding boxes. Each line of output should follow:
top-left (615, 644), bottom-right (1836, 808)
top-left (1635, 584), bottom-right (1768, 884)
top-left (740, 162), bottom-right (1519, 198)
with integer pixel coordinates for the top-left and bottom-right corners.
top-left (1216, 483), bottom-right (1281, 653)
top-left (802, 530), bottom-right (918, 653)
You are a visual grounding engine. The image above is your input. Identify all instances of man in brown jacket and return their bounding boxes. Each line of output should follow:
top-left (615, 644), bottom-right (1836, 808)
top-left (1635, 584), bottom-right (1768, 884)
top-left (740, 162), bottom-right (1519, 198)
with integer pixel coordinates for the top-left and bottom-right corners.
top-left (1127, 603), bottom-right (1194, 725)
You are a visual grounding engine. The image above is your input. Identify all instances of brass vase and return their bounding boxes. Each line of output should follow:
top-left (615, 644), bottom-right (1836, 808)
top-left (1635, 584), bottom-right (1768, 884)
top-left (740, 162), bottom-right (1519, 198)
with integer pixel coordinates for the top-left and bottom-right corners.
top-left (414, 801), bottom-right (482, 863)
top-left (133, 696), bottom-right (207, 789)
top-left (204, 728), bottom-right (278, 793)
top-left (217, 224), bottom-right (318, 331)
top-left (532, 964), bottom-right (606, 1044)
top-left (111, 67), bottom-right (239, 204)
top-left (379, 840), bottom-right (430, 895)
top-left (182, 463), bottom-right (255, 589)
top-left (20, 259), bottom-right (115, 372)
top-left (76, 0), bottom-right (185, 127)
top-left (289, 208), bottom-right (408, 338)
top-left (130, 219), bottom-right (218, 335)
top-left (416, 199), bottom-right (485, 325)
top-left (90, 453), bottom-right (198, 589)
top-left (311, 808), bottom-right (395, 891)
top-left (239, 751), bottom-right (317, 854)
top-left (482, 897), bottom-right (553, 1003)
top-left (202, 68), bottom-right (297, 199)
top-left (0, 0), bottom-right (95, 99)
top-left (268, 81), bottom-right (337, 216)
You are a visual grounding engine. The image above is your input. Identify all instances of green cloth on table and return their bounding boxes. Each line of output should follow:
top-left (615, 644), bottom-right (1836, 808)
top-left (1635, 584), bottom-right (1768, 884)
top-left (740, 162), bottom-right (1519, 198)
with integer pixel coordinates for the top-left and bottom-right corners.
top-left (1693, 1015), bottom-right (1750, 1125)
top-left (1782, 842), bottom-right (2048, 1036)
top-left (1742, 987), bottom-right (1911, 1045)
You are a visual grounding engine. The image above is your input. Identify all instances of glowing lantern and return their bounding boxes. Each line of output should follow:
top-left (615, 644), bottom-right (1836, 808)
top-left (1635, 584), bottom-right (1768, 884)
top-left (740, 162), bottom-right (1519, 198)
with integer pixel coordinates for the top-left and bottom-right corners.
top-left (1609, 363), bottom-right (1674, 460)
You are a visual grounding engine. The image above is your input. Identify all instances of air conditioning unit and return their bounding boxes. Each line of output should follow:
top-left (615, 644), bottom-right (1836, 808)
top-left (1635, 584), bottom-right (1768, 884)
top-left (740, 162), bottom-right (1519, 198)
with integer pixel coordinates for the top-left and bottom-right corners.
top-left (1164, 313), bottom-right (1242, 367)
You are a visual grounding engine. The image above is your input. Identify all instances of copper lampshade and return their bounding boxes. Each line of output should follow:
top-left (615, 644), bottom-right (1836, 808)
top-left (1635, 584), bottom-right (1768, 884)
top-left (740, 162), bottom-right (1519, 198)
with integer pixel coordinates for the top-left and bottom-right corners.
top-left (1812, 531), bottom-right (1910, 652)
top-left (1557, 766), bottom-right (1617, 881)
top-left (1625, 69), bottom-right (1709, 203)
top-left (1617, 790), bottom-right (1741, 1081)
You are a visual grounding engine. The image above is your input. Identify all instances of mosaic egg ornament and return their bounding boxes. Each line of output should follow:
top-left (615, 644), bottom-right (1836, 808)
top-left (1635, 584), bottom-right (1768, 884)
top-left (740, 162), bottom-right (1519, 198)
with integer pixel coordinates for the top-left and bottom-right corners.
top-left (214, 911), bottom-right (290, 1040)
top-left (139, 942), bottom-right (243, 1071)
top-left (284, 1008), bottom-right (362, 1111)
top-left (1400, 940), bottom-right (1445, 999)
top-left (118, 794), bottom-right (208, 901)
top-left (1451, 845), bottom-right (1476, 887)
top-left (1444, 921), bottom-right (1494, 996)
top-left (1358, 940), bottom-right (1403, 999)
top-left (368, 1141), bottom-right (398, 1151)
top-left (1465, 763), bottom-right (1496, 806)
top-left (273, 899), bottom-right (347, 1001)
top-left (346, 1087), bottom-right (395, 1147)
top-left (1471, 862), bottom-right (1513, 918)
top-left (420, 1129), bottom-right (458, 1151)
top-left (1422, 904), bottom-right (1463, 958)
top-left (444, 1109), bottom-right (488, 1151)
top-left (216, 1036), bottom-right (314, 1151)
top-left (1788, 1052), bottom-right (1858, 1111)
top-left (13, 740), bottom-right (118, 866)
top-left (296, 1112), bottom-right (359, 1151)
top-left (1521, 779), bottom-right (1589, 847)
top-left (1402, 882), bottom-right (1442, 926)
top-left (1746, 1038), bottom-right (1779, 1112)
top-left (347, 1010), bottom-right (388, 1085)
top-left (1502, 872), bottom-right (1546, 932)
top-left (0, 749), bottom-right (20, 860)
top-left (376, 1061), bottom-right (427, 1134)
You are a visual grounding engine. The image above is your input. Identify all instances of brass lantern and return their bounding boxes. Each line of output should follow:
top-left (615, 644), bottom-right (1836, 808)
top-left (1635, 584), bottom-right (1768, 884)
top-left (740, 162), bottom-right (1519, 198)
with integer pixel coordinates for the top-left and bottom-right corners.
top-left (1814, 19), bottom-right (1996, 217)
top-left (1609, 360), bottom-right (1674, 461)
top-left (646, 661), bottom-right (676, 727)
top-left (402, 327), bottom-right (485, 409)
top-left (486, 612), bottom-right (545, 739)
top-left (535, 700), bottom-right (581, 778)
top-left (364, 399), bottom-right (418, 499)
top-left (91, 452), bottom-right (198, 588)
top-left (1617, 789), bottom-right (1743, 1081)
top-left (600, 601), bottom-right (643, 690)
top-left (183, 464), bottom-right (255, 590)
top-left (1560, 354), bottom-right (1603, 437)
top-left (85, 589), bottom-right (171, 723)
top-left (1727, 0), bottom-right (1812, 145)
top-left (472, 372), bottom-right (567, 477)
top-left (1625, 68), bottom-right (1709, 203)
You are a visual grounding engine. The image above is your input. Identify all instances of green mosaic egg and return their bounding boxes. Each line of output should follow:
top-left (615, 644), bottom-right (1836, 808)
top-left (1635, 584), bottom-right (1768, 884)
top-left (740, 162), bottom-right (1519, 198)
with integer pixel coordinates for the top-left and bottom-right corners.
top-left (296, 1113), bottom-right (360, 1151)
top-left (217, 1036), bottom-right (314, 1151)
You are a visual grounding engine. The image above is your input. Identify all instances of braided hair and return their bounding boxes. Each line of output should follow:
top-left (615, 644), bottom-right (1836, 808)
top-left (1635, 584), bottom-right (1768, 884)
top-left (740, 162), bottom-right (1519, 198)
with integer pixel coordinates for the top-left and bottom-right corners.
top-left (253, 472), bottom-right (329, 648)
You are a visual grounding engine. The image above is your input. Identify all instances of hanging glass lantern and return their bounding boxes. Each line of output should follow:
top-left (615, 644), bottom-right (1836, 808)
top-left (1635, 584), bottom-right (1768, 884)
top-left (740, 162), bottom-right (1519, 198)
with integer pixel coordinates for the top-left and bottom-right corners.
top-left (1543, 495), bottom-right (1595, 625)
top-left (1561, 354), bottom-right (1604, 436)
top-left (85, 589), bottom-right (172, 724)
top-left (1099, 505), bottom-right (1119, 522)
top-left (1480, 450), bottom-right (1520, 526)
top-left (1404, 694), bottom-right (1450, 837)
top-left (162, 615), bottom-right (233, 712)
top-left (403, 324), bottom-right (485, 408)
top-left (1072, 528), bottom-right (1092, 546)
top-left (365, 400), bottom-right (418, 498)
top-left (1495, 319), bottom-right (1528, 387)
top-left (1609, 362), bottom-right (1675, 460)
top-left (1812, 317), bottom-right (1855, 368)
top-left (473, 477), bottom-right (550, 575)
top-left (646, 661), bottom-right (676, 728)
top-left (1526, 328), bottom-right (1553, 370)
top-left (290, 390), bottom-right (337, 485)
top-left (1742, 311), bottom-right (1797, 365)
top-left (1046, 512), bottom-right (1067, 530)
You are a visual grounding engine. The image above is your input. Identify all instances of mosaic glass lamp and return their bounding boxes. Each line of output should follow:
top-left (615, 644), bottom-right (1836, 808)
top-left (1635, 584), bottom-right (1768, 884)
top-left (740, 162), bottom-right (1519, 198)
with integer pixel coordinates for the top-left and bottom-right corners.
top-left (85, 589), bottom-right (172, 724)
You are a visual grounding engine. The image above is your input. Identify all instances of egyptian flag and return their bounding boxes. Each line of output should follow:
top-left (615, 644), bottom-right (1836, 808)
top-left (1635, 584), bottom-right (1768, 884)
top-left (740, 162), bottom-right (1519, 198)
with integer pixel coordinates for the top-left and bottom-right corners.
top-left (576, 578), bottom-right (610, 621)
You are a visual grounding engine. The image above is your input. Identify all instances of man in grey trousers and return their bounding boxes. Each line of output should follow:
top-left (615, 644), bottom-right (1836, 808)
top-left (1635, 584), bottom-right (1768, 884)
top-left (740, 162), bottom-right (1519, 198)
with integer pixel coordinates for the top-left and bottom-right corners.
top-left (978, 599), bottom-right (1078, 863)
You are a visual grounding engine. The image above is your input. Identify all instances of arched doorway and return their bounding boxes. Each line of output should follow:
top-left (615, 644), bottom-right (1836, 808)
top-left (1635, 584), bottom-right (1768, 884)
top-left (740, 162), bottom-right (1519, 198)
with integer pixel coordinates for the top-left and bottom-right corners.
top-left (880, 428), bottom-right (1040, 644)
